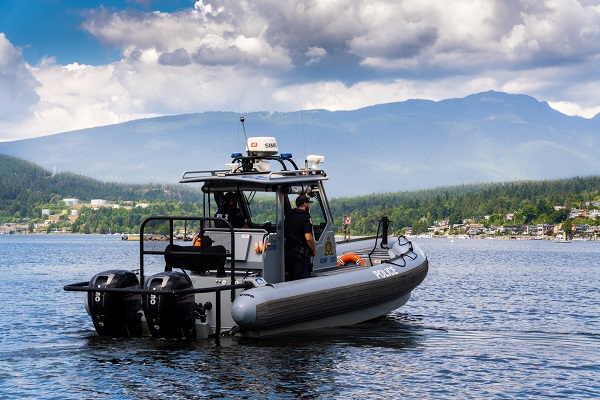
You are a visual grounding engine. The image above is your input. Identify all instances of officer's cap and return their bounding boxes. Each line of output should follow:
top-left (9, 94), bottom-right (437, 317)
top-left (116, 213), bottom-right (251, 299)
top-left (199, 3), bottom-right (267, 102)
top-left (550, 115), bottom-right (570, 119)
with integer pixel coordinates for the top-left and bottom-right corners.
top-left (296, 194), bottom-right (314, 206)
top-left (223, 192), bottom-right (237, 203)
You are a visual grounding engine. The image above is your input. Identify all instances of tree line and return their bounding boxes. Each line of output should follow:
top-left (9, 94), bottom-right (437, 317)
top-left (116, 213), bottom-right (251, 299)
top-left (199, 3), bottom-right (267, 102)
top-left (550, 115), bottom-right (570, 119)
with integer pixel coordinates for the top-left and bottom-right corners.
top-left (329, 176), bottom-right (600, 235)
top-left (0, 154), bottom-right (201, 223)
top-left (2, 154), bottom-right (600, 235)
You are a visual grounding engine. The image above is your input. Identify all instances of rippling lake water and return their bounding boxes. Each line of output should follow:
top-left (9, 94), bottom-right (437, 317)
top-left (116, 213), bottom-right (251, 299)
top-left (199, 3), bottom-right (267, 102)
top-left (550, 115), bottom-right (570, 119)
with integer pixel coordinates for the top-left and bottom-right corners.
top-left (0, 235), bottom-right (598, 399)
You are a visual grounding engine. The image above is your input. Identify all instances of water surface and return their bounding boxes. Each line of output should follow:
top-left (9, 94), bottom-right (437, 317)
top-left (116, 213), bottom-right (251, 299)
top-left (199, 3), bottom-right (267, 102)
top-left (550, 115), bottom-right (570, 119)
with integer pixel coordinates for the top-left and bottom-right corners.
top-left (0, 235), bottom-right (598, 398)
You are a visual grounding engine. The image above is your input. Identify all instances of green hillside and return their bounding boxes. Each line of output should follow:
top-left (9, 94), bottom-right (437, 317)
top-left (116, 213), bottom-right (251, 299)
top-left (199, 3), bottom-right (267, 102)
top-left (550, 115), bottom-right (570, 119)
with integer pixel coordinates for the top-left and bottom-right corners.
top-left (330, 177), bottom-right (600, 235)
top-left (1, 154), bottom-right (599, 235)
top-left (0, 154), bottom-right (202, 223)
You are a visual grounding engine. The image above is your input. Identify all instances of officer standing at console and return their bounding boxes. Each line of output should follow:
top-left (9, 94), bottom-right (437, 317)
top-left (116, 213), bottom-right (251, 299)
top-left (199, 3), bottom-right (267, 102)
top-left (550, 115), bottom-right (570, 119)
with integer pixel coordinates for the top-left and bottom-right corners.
top-left (284, 194), bottom-right (317, 280)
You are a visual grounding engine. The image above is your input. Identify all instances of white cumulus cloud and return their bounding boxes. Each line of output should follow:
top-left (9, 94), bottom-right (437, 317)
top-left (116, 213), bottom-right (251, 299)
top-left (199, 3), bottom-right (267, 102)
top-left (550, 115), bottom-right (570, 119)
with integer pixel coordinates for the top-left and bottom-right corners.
top-left (1, 0), bottom-right (600, 140)
top-left (0, 34), bottom-right (40, 123)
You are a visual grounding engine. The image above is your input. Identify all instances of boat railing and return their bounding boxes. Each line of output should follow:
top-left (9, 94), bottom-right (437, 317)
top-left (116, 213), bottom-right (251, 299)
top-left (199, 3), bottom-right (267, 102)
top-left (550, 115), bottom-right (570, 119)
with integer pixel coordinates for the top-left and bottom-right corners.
top-left (365, 216), bottom-right (417, 267)
top-left (230, 154), bottom-right (299, 171)
top-left (139, 216), bottom-right (238, 294)
top-left (180, 169), bottom-right (229, 180)
top-left (384, 236), bottom-right (418, 267)
top-left (267, 169), bottom-right (327, 179)
top-left (63, 215), bottom-right (251, 342)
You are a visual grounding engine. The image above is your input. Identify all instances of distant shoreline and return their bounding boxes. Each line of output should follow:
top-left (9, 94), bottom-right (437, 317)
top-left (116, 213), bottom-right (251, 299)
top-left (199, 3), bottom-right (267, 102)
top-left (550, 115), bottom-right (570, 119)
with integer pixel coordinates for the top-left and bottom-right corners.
top-left (2, 232), bottom-right (598, 243)
top-left (407, 235), bottom-right (598, 241)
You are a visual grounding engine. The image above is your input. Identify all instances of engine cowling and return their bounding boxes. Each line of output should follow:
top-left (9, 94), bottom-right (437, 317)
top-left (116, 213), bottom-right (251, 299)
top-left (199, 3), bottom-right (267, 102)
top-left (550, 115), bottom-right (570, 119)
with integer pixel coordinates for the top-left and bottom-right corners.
top-left (87, 269), bottom-right (142, 337)
top-left (142, 271), bottom-right (196, 339)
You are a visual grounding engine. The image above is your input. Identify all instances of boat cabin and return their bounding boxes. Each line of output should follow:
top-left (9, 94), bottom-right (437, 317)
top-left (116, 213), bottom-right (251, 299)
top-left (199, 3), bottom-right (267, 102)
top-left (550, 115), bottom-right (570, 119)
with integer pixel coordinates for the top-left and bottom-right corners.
top-left (176, 136), bottom-right (339, 283)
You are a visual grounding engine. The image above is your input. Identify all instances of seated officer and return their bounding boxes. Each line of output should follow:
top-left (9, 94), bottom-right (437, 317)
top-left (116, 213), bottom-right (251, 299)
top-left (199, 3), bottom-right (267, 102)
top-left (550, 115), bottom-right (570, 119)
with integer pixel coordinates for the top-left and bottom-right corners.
top-left (215, 192), bottom-right (248, 228)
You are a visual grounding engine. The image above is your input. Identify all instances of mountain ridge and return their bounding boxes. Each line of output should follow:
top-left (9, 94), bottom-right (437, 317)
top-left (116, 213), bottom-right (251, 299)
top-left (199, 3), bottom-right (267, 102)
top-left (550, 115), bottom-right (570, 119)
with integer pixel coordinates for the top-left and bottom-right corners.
top-left (1, 91), bottom-right (598, 197)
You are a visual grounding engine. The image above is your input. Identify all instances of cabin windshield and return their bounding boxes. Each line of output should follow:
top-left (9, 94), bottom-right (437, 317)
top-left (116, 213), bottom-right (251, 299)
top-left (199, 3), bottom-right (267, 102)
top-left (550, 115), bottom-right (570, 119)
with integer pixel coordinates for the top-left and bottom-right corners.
top-left (205, 185), bottom-right (327, 239)
top-left (243, 191), bottom-right (277, 228)
top-left (206, 190), bottom-right (278, 230)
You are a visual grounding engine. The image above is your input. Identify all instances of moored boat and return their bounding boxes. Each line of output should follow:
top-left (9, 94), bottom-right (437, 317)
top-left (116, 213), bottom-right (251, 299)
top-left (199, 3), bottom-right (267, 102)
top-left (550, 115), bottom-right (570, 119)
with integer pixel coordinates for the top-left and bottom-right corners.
top-left (65, 119), bottom-right (429, 340)
top-left (121, 233), bottom-right (140, 241)
top-left (554, 232), bottom-right (571, 243)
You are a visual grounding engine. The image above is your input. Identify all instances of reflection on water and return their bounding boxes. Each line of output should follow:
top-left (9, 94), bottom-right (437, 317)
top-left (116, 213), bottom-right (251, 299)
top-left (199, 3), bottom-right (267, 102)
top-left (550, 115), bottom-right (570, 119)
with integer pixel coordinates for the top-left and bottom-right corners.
top-left (68, 315), bottom-right (427, 399)
top-left (0, 235), bottom-right (598, 399)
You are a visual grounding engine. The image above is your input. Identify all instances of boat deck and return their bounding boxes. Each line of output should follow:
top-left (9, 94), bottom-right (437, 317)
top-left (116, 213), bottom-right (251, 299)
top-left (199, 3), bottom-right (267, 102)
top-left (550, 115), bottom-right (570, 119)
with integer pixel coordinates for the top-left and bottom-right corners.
top-left (344, 247), bottom-right (393, 262)
top-left (315, 263), bottom-right (369, 276)
top-left (313, 247), bottom-right (393, 276)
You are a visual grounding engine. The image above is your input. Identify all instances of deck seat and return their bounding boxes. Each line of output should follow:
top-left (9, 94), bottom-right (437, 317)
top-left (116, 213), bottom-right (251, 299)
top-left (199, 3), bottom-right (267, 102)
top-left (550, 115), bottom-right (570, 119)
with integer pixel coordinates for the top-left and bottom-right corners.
top-left (164, 243), bottom-right (227, 277)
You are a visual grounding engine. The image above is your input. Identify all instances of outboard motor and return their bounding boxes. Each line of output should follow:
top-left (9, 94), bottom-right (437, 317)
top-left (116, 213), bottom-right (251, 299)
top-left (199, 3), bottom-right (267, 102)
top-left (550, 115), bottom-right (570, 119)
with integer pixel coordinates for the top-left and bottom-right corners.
top-left (142, 271), bottom-right (196, 339)
top-left (87, 270), bottom-right (142, 337)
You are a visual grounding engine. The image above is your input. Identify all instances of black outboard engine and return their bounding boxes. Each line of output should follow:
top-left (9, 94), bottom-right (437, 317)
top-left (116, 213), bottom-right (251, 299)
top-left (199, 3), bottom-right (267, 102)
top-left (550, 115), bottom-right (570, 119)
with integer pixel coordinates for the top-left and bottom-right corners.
top-left (87, 270), bottom-right (142, 337)
top-left (142, 271), bottom-right (196, 339)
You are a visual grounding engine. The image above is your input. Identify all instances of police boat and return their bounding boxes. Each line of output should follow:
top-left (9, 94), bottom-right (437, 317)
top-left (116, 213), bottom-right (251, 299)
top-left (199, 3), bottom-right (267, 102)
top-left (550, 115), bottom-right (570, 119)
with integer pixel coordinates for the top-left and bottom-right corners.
top-left (64, 120), bottom-right (429, 339)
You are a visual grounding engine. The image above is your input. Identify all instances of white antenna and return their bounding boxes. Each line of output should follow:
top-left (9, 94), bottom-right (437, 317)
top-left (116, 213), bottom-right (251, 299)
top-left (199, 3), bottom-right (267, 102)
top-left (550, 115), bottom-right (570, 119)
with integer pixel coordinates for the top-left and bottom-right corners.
top-left (300, 99), bottom-right (308, 162)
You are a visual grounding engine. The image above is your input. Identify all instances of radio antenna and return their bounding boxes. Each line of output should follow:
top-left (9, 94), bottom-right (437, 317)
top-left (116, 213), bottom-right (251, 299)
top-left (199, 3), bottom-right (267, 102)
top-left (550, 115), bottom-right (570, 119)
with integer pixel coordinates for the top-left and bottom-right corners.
top-left (300, 99), bottom-right (308, 163)
top-left (237, 98), bottom-right (242, 152)
top-left (240, 116), bottom-right (249, 155)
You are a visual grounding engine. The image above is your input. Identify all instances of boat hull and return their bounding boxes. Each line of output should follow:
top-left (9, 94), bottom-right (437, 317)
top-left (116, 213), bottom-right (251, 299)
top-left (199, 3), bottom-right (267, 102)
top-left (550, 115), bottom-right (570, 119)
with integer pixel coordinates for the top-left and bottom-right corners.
top-left (231, 244), bottom-right (428, 336)
top-left (234, 293), bottom-right (413, 337)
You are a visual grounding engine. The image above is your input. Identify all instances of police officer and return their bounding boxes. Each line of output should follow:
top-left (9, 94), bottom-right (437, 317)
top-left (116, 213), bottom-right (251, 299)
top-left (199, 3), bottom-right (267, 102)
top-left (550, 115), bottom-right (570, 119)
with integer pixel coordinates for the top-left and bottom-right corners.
top-left (284, 194), bottom-right (317, 280)
top-left (215, 192), bottom-right (247, 228)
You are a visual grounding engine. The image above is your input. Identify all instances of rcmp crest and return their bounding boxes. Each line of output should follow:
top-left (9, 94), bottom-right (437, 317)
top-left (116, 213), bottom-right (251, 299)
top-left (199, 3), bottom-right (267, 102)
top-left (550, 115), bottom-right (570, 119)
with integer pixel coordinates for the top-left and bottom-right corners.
top-left (323, 235), bottom-right (334, 256)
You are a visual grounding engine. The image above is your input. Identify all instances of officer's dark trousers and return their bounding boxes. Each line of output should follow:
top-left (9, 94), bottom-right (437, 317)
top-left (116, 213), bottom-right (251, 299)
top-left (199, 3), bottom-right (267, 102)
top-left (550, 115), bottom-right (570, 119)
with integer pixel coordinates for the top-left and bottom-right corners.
top-left (285, 246), bottom-right (310, 281)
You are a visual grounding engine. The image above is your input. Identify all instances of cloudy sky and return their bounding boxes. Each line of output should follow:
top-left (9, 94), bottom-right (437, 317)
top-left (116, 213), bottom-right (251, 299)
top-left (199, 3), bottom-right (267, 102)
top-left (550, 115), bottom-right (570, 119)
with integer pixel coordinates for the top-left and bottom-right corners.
top-left (1, 0), bottom-right (599, 141)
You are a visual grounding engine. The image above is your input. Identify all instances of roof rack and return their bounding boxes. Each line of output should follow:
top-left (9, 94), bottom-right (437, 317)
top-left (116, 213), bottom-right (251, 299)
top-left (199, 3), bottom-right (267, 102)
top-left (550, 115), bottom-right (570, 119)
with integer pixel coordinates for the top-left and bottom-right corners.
top-left (180, 169), bottom-right (229, 180)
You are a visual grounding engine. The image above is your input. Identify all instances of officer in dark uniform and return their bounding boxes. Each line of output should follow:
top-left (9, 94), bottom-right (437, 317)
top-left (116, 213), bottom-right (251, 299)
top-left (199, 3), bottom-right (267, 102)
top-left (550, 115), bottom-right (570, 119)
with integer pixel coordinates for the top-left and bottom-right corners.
top-left (215, 192), bottom-right (247, 228)
top-left (284, 194), bottom-right (317, 280)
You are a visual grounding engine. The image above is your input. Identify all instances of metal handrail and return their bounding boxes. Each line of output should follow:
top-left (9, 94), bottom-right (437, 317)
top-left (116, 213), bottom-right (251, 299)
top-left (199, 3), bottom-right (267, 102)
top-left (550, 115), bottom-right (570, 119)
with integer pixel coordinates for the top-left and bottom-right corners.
top-left (64, 215), bottom-right (246, 341)
top-left (63, 281), bottom-right (252, 295)
top-left (139, 216), bottom-right (237, 299)
top-left (180, 169), bottom-right (228, 180)
top-left (267, 169), bottom-right (327, 178)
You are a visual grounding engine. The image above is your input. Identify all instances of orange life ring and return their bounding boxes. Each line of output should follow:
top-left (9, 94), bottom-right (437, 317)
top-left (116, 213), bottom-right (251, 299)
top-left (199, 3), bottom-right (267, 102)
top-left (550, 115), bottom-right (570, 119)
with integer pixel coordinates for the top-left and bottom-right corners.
top-left (193, 236), bottom-right (201, 247)
top-left (337, 253), bottom-right (366, 266)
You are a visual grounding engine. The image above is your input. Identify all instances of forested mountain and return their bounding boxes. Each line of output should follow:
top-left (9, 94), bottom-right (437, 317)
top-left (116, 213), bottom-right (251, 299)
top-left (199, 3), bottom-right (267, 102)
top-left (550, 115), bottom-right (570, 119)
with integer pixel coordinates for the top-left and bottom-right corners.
top-left (331, 177), bottom-right (600, 234)
top-left (1, 91), bottom-right (599, 197)
top-left (1, 154), bottom-right (599, 235)
top-left (0, 154), bottom-right (201, 221)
